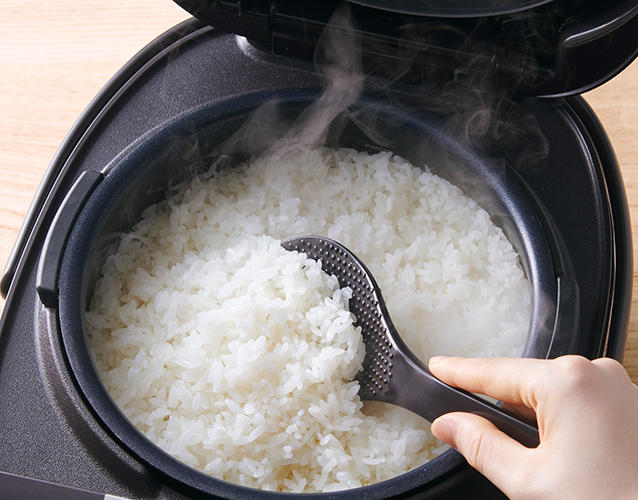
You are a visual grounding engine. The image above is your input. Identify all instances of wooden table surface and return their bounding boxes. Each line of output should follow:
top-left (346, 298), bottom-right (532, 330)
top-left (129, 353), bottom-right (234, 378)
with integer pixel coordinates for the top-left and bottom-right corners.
top-left (1, 1), bottom-right (637, 383)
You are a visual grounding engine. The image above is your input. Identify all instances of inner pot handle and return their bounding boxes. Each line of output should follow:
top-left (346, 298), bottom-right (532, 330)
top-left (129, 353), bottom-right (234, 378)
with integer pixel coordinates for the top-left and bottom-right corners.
top-left (36, 170), bottom-right (104, 308)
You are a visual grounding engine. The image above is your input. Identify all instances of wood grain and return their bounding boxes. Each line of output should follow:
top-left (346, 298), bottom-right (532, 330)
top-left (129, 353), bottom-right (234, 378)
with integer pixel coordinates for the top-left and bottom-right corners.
top-left (1, 1), bottom-right (636, 382)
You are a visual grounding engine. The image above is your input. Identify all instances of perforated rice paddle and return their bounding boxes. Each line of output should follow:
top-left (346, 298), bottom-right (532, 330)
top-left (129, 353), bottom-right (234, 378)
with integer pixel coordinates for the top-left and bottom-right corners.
top-left (282, 236), bottom-right (539, 448)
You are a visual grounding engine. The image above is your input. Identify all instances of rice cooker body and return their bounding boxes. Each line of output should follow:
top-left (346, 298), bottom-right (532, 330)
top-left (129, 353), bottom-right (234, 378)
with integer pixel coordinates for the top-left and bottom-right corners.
top-left (0, 14), bottom-right (632, 500)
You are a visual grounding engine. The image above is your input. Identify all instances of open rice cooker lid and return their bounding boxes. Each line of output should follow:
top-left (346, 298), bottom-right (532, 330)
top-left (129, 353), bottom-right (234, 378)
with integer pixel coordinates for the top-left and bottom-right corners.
top-left (174, 0), bottom-right (638, 98)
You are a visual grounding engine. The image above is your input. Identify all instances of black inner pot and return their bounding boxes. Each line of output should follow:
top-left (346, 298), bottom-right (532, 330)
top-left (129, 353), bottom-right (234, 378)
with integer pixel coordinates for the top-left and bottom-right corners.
top-left (57, 91), bottom-right (556, 499)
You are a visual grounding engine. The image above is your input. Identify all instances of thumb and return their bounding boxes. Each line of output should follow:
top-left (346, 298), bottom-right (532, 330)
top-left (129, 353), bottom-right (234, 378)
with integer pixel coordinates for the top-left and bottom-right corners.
top-left (432, 412), bottom-right (530, 494)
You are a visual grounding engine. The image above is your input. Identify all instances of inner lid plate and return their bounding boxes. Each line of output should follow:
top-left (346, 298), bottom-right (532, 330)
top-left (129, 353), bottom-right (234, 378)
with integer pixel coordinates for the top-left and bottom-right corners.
top-left (173, 0), bottom-right (638, 98)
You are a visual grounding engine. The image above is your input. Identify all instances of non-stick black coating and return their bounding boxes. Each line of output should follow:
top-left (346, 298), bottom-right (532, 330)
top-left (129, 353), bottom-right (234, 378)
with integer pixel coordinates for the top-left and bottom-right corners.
top-left (58, 90), bottom-right (556, 499)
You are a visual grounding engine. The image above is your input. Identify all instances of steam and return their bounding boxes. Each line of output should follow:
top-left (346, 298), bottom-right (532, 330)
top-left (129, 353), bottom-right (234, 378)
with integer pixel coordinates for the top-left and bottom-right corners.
top-left (293, 4), bottom-right (364, 147)
top-left (218, 4), bottom-right (364, 160)
top-left (215, 4), bottom-right (550, 178)
top-left (339, 12), bottom-right (551, 174)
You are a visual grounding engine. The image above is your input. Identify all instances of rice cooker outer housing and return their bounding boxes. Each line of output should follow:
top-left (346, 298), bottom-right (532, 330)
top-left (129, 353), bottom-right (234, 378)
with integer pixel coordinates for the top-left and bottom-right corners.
top-left (0, 8), bottom-right (633, 500)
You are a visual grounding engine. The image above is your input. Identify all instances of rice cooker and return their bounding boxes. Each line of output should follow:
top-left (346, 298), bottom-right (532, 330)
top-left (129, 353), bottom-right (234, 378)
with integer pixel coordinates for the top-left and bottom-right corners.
top-left (0, 0), bottom-right (635, 498)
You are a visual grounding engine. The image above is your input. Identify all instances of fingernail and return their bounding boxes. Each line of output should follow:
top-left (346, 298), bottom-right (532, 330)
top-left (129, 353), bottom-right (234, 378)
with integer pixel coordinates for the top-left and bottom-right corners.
top-left (431, 415), bottom-right (457, 446)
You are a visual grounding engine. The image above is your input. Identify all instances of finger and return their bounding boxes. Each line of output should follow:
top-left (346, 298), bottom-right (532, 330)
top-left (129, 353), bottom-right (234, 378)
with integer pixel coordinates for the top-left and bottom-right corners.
top-left (431, 412), bottom-right (530, 494)
top-left (592, 357), bottom-right (633, 382)
top-left (428, 356), bottom-right (548, 410)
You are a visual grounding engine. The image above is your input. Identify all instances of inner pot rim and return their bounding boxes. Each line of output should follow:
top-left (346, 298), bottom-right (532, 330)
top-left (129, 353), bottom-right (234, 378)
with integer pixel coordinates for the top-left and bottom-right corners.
top-left (57, 89), bottom-right (557, 498)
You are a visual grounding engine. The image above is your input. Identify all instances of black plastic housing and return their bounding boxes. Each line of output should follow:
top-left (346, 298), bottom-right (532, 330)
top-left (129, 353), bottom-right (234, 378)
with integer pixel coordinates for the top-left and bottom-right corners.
top-left (0, 17), bottom-right (631, 500)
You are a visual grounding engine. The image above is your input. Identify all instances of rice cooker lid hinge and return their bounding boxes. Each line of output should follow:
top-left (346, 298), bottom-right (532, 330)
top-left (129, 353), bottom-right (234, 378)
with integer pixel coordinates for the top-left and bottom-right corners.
top-left (173, 0), bottom-right (638, 98)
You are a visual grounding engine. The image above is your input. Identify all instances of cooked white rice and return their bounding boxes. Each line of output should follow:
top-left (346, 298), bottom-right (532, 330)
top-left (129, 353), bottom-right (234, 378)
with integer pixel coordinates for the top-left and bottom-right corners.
top-left (86, 146), bottom-right (531, 492)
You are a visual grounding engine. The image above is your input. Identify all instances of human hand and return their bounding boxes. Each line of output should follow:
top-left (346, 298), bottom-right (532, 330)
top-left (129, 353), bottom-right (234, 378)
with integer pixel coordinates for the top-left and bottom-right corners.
top-left (428, 355), bottom-right (638, 500)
